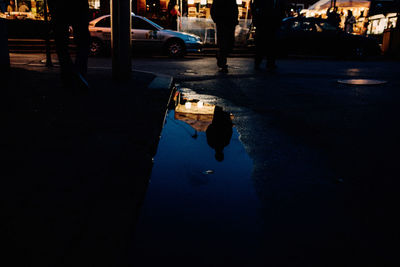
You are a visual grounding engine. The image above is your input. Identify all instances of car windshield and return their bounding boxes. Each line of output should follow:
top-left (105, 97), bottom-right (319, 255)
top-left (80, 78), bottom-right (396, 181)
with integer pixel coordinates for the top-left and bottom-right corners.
top-left (95, 16), bottom-right (163, 31)
top-left (140, 17), bottom-right (163, 30)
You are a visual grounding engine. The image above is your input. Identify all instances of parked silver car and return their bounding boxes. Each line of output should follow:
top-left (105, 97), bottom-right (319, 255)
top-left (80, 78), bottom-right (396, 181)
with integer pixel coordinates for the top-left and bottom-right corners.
top-left (89, 14), bottom-right (203, 57)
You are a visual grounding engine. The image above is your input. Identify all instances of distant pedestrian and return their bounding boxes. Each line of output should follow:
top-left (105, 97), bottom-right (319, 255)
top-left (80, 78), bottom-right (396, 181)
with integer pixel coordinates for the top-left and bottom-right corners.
top-left (206, 106), bottom-right (233, 162)
top-left (345, 10), bottom-right (356, 34)
top-left (169, 4), bottom-right (181, 31)
top-left (7, 0), bottom-right (15, 13)
top-left (211, 0), bottom-right (238, 73)
top-left (253, 0), bottom-right (285, 72)
top-left (18, 1), bottom-right (29, 12)
top-left (47, 0), bottom-right (90, 90)
top-left (326, 7), bottom-right (340, 28)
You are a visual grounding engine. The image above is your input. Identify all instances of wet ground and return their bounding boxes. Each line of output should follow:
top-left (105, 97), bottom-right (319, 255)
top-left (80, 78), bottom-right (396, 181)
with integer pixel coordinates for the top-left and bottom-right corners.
top-left (8, 54), bottom-right (400, 266)
top-left (132, 89), bottom-right (263, 266)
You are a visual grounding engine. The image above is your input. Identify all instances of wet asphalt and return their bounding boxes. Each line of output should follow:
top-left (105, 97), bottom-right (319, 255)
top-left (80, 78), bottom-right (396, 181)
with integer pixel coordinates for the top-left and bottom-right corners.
top-left (124, 57), bottom-right (400, 267)
top-left (8, 54), bottom-right (400, 266)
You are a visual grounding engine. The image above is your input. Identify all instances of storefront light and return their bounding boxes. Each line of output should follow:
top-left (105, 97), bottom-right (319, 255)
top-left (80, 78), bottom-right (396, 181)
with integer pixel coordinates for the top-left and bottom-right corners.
top-left (236, 0), bottom-right (242, 4)
top-left (188, 0), bottom-right (194, 4)
top-left (201, 0), bottom-right (207, 5)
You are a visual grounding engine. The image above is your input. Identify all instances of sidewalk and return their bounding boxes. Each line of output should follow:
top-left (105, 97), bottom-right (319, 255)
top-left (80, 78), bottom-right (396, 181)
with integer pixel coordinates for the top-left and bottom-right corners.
top-left (2, 66), bottom-right (174, 266)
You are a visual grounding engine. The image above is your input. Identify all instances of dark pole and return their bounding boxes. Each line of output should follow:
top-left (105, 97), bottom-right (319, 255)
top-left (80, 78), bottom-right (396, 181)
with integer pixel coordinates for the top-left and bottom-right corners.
top-left (43, 0), bottom-right (52, 67)
top-left (111, 0), bottom-right (132, 80)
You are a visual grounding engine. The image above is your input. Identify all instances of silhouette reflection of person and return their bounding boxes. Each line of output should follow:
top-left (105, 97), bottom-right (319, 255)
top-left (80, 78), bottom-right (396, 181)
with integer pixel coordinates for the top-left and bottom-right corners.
top-left (47, 0), bottom-right (90, 89)
top-left (206, 106), bottom-right (233, 162)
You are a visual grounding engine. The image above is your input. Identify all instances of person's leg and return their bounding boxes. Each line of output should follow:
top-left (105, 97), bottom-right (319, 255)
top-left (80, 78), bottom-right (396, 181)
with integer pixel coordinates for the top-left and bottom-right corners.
top-left (216, 24), bottom-right (226, 68)
top-left (254, 27), bottom-right (264, 69)
top-left (217, 24), bottom-right (231, 71)
top-left (71, 1), bottom-right (90, 77)
top-left (47, 1), bottom-right (73, 78)
top-left (266, 27), bottom-right (278, 70)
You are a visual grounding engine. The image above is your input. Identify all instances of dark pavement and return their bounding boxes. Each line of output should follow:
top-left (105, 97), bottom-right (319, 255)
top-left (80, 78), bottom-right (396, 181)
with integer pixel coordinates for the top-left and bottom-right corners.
top-left (127, 57), bottom-right (400, 267)
top-left (2, 65), bottom-right (173, 266)
top-left (4, 54), bottom-right (400, 266)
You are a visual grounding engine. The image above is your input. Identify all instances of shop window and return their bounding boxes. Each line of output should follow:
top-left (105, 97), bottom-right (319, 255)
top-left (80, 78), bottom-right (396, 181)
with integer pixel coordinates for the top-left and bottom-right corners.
top-left (1, 0), bottom-right (46, 21)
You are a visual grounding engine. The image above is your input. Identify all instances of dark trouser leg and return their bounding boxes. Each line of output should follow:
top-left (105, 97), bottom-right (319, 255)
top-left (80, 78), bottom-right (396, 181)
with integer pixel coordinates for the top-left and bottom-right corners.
top-left (216, 24), bottom-right (235, 68)
top-left (255, 27), bottom-right (266, 68)
top-left (54, 18), bottom-right (74, 76)
top-left (216, 25), bottom-right (226, 68)
top-left (266, 28), bottom-right (278, 68)
top-left (72, 1), bottom-right (89, 77)
top-left (47, 2), bottom-right (73, 77)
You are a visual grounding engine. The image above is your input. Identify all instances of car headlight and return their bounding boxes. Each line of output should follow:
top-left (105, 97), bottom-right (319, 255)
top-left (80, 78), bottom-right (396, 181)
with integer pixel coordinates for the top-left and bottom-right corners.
top-left (186, 36), bottom-right (199, 42)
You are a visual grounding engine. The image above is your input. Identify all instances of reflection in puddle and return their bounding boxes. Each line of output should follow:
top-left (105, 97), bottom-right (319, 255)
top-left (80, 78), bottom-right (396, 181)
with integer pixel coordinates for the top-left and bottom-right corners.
top-left (174, 92), bottom-right (235, 162)
top-left (132, 90), bottom-right (262, 265)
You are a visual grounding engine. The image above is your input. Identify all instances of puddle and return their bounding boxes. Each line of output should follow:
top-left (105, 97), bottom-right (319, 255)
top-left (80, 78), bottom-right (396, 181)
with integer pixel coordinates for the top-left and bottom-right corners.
top-left (131, 89), bottom-right (262, 265)
top-left (337, 79), bottom-right (387, 85)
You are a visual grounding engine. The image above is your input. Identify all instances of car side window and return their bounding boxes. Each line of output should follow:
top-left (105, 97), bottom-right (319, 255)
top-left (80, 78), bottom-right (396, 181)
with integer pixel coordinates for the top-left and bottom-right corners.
top-left (96, 17), bottom-right (110, 28)
top-left (290, 21), bottom-right (315, 32)
top-left (301, 21), bottom-right (315, 32)
top-left (133, 17), bottom-right (156, 30)
top-left (290, 21), bottom-right (302, 31)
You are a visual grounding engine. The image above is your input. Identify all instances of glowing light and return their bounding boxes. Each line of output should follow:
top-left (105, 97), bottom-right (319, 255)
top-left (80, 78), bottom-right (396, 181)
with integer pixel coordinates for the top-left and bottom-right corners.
top-left (201, 0), bottom-right (207, 5)
top-left (188, 0), bottom-right (194, 4)
top-left (236, 0), bottom-right (242, 4)
top-left (197, 101), bottom-right (204, 108)
top-left (185, 102), bottom-right (192, 109)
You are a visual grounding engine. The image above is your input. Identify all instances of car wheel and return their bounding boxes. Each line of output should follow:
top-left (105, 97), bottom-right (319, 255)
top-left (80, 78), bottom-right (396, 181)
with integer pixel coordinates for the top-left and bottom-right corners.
top-left (90, 38), bottom-right (103, 56)
top-left (166, 39), bottom-right (185, 58)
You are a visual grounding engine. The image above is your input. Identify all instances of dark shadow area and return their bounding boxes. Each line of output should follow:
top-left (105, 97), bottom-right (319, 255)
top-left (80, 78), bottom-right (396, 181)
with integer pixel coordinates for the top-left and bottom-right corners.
top-left (1, 67), bottom-right (170, 266)
top-left (268, 95), bottom-right (400, 266)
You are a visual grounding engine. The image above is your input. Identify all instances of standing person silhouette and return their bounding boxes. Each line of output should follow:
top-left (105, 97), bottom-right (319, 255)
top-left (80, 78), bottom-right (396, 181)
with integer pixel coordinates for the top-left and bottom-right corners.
top-left (327, 7), bottom-right (341, 29)
top-left (253, 0), bottom-right (285, 72)
top-left (169, 4), bottom-right (181, 31)
top-left (47, 0), bottom-right (90, 90)
top-left (345, 10), bottom-right (356, 34)
top-left (211, 0), bottom-right (238, 73)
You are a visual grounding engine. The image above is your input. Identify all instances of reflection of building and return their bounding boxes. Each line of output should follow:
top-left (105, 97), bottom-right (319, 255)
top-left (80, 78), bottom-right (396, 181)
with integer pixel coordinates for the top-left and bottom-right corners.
top-left (174, 93), bottom-right (215, 132)
top-left (173, 91), bottom-right (234, 132)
